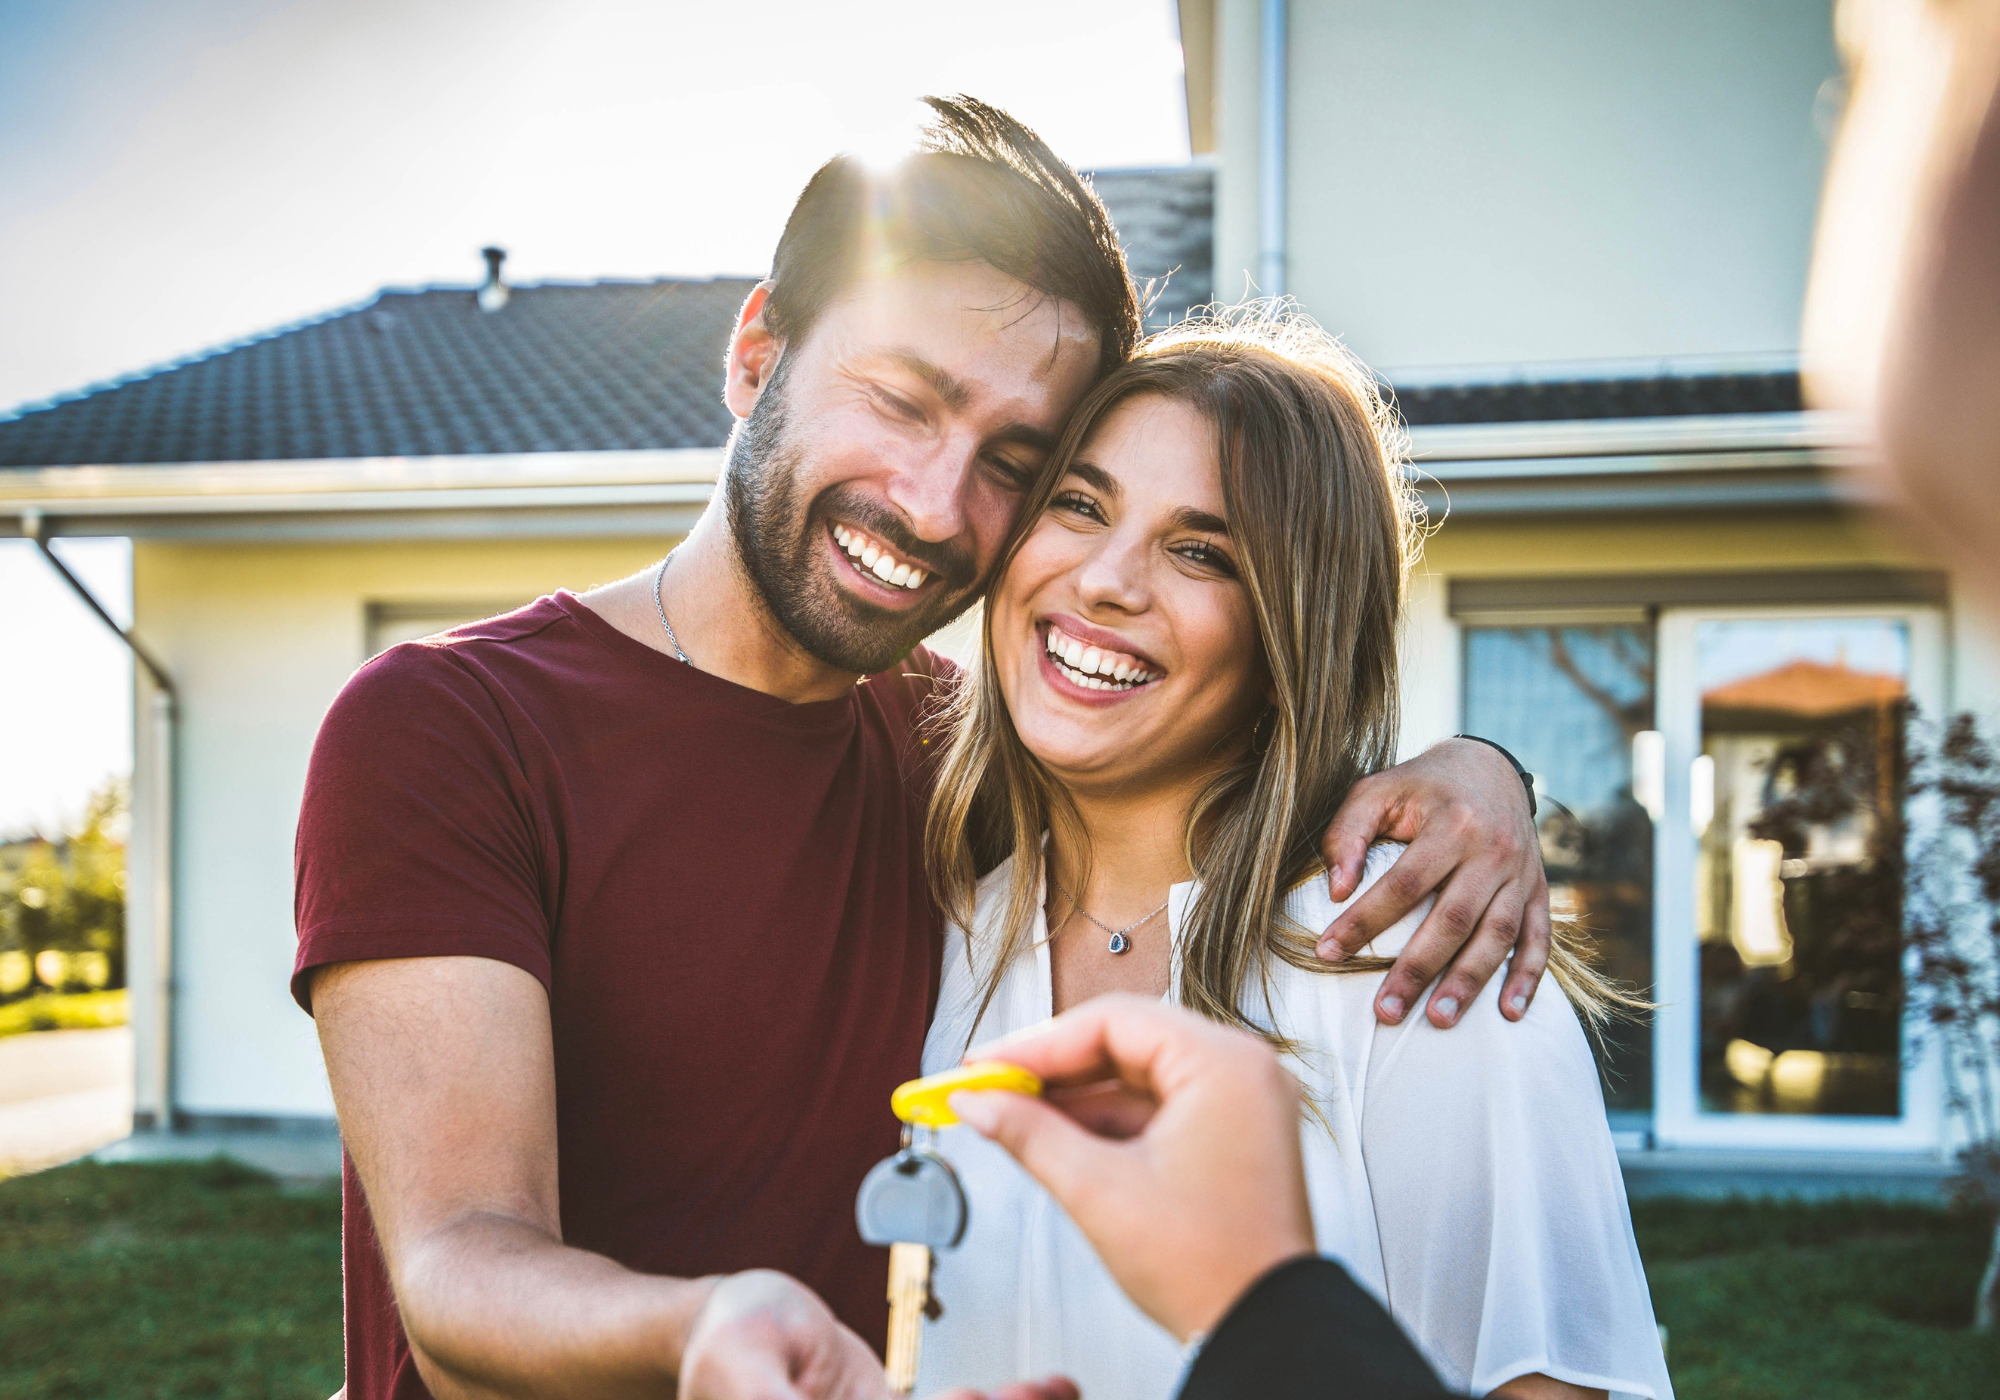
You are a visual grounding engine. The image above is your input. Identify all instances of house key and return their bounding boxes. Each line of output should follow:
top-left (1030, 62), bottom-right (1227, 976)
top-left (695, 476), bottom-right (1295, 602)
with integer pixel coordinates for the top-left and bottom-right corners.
top-left (856, 1060), bottom-right (1043, 1393)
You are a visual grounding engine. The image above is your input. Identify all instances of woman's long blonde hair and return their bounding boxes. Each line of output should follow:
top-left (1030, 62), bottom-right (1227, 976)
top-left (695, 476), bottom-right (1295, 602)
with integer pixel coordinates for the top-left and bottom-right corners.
top-left (925, 309), bottom-right (1637, 1047)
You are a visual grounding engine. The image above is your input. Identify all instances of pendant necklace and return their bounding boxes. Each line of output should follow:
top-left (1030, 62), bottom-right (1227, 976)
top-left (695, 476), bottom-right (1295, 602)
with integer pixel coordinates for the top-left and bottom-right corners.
top-left (1048, 875), bottom-right (1167, 955)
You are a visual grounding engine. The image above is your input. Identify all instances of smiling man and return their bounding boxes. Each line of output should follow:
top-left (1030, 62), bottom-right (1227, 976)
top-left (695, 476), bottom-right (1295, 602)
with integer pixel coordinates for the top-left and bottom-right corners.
top-left (292, 99), bottom-right (1552, 1400)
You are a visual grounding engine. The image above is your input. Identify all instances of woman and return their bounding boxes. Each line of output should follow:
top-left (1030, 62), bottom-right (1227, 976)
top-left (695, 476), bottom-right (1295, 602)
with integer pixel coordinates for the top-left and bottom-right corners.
top-left (913, 313), bottom-right (1671, 1400)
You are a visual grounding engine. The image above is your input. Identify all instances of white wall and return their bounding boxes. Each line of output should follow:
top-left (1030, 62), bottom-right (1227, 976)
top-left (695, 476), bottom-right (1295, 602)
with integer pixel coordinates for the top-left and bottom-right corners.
top-left (132, 535), bottom-right (672, 1119)
top-left (1215, 0), bottom-right (1843, 372)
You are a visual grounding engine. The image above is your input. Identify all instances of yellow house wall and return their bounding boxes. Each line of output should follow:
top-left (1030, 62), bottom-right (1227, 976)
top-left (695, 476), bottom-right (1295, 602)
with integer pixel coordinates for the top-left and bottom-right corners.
top-left (130, 534), bottom-right (673, 1118)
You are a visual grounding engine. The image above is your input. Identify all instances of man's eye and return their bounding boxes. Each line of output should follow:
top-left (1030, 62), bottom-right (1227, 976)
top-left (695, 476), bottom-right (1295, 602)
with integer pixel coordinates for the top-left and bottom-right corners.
top-left (874, 389), bottom-right (923, 421)
top-left (984, 455), bottom-right (1035, 492)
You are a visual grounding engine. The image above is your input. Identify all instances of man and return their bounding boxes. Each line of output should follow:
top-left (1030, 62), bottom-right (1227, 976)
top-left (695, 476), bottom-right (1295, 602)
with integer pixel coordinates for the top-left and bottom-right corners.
top-left (951, 995), bottom-right (1455, 1400)
top-left (295, 97), bottom-right (1549, 1400)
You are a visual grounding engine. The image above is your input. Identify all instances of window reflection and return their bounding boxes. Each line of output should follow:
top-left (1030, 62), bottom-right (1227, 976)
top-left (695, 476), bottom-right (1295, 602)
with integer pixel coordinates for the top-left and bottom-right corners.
top-left (1695, 619), bottom-right (1908, 1118)
top-left (1463, 624), bottom-right (1656, 1112)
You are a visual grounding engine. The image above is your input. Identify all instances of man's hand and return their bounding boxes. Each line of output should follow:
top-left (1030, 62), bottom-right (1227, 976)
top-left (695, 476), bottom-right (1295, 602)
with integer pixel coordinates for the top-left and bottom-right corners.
top-left (1317, 737), bottom-right (1550, 1028)
top-left (679, 1270), bottom-right (899, 1400)
top-left (948, 995), bottom-right (1316, 1343)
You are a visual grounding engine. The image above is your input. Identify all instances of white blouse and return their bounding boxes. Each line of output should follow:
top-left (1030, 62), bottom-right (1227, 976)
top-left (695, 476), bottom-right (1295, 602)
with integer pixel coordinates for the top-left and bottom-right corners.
top-left (915, 843), bottom-right (1673, 1400)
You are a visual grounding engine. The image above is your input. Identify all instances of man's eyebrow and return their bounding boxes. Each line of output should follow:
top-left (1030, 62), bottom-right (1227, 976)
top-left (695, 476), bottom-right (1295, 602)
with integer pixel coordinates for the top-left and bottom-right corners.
top-left (991, 422), bottom-right (1058, 454)
top-left (871, 352), bottom-right (1057, 453)
top-left (881, 351), bottom-right (972, 412)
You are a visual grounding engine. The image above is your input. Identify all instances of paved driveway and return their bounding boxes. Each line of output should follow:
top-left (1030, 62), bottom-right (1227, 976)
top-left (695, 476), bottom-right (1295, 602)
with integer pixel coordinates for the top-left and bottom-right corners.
top-left (0, 1026), bottom-right (133, 1173)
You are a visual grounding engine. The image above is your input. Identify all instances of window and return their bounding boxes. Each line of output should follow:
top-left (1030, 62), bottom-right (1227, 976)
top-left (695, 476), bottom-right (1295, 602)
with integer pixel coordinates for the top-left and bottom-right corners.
top-left (1463, 619), bottom-right (1656, 1116)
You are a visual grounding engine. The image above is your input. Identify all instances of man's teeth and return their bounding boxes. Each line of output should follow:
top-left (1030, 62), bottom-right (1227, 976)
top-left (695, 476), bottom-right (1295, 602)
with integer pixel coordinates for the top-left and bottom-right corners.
top-left (832, 525), bottom-right (926, 590)
top-left (1044, 626), bottom-right (1158, 691)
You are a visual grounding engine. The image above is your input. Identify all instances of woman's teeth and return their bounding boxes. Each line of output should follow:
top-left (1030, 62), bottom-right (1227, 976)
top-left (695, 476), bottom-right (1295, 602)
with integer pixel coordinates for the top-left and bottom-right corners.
top-left (1044, 625), bottom-right (1159, 692)
top-left (832, 524), bottom-right (927, 590)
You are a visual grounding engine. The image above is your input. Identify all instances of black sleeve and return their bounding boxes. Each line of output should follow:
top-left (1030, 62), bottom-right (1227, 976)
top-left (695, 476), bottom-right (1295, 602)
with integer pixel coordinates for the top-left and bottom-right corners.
top-left (1176, 1257), bottom-right (1460, 1400)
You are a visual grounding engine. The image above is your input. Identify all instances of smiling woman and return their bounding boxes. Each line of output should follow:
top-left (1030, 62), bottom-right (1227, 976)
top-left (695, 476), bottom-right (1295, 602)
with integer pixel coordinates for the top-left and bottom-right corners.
top-left (916, 309), bottom-right (1667, 1400)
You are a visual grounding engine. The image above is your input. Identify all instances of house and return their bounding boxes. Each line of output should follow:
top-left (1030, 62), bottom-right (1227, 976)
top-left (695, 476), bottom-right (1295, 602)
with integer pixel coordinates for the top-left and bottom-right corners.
top-left (0, 180), bottom-right (1216, 1140)
top-left (4, 0), bottom-right (1989, 1193)
top-left (1171, 0), bottom-right (1998, 1189)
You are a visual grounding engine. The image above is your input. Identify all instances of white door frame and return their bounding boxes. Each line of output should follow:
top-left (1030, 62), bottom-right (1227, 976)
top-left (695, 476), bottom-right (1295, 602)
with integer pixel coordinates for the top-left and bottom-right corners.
top-left (1652, 603), bottom-right (1946, 1153)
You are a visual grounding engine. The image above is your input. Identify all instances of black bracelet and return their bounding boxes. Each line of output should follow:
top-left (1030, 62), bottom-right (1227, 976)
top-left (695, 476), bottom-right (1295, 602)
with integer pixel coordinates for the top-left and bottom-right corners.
top-left (1453, 734), bottom-right (1538, 819)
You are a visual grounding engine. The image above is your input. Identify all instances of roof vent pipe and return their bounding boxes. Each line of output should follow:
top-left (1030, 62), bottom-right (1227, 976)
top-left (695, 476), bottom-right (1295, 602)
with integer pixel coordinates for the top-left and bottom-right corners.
top-left (478, 246), bottom-right (510, 313)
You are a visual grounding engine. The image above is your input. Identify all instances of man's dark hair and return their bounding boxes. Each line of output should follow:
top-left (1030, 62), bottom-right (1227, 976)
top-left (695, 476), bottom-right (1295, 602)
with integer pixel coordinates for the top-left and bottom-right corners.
top-left (764, 95), bottom-right (1141, 375)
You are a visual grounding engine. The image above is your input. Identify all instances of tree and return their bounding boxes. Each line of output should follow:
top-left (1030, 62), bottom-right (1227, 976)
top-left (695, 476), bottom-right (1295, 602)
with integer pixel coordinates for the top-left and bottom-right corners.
top-left (0, 778), bottom-right (127, 997)
top-left (1905, 713), bottom-right (2000, 1332)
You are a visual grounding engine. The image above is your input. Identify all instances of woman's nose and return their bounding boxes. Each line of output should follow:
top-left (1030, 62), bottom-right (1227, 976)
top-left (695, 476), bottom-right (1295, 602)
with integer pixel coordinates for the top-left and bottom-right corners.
top-left (1074, 536), bottom-right (1150, 613)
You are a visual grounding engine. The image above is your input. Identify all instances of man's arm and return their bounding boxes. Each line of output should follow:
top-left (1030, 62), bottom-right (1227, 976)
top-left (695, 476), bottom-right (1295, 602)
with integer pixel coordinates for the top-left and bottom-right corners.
top-left (312, 955), bottom-right (891, 1400)
top-left (1316, 737), bottom-right (1552, 1029)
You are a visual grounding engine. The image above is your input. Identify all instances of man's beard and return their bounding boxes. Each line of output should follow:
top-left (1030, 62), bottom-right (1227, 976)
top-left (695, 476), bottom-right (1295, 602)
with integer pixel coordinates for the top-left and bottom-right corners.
top-left (724, 365), bottom-right (981, 676)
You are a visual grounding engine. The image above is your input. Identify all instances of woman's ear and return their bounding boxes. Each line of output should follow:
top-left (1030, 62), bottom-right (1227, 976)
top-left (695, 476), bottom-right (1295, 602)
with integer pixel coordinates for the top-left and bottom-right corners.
top-left (724, 281), bottom-right (781, 419)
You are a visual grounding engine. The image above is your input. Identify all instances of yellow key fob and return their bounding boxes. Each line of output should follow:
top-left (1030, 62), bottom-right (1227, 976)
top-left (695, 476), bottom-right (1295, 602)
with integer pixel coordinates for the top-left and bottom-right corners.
top-left (891, 1060), bottom-right (1044, 1127)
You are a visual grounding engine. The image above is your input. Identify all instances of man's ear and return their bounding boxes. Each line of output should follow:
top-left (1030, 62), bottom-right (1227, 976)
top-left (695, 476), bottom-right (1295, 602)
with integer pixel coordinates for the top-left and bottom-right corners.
top-left (724, 281), bottom-right (781, 420)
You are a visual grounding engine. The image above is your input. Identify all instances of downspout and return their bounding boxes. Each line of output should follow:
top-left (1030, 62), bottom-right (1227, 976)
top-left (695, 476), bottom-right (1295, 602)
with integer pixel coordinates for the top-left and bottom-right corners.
top-left (1259, 0), bottom-right (1288, 297)
top-left (19, 508), bottom-right (177, 1132)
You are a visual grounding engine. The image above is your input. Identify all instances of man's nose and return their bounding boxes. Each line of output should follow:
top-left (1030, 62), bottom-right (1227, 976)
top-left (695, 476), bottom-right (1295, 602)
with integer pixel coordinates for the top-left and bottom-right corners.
top-left (882, 435), bottom-right (975, 544)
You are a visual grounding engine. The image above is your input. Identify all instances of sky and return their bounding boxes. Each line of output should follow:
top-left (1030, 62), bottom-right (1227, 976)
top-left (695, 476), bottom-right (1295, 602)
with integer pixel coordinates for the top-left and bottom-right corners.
top-left (0, 0), bottom-right (1191, 836)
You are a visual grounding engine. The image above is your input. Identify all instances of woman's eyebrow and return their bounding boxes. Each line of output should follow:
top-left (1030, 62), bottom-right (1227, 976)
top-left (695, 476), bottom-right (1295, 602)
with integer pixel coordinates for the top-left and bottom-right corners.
top-left (1170, 506), bottom-right (1231, 535)
top-left (1066, 460), bottom-right (1120, 496)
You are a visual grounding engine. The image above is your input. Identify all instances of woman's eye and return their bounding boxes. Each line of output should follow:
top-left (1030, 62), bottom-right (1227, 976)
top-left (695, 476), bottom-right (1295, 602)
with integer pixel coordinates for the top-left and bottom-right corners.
top-left (1050, 490), bottom-right (1106, 522)
top-left (1176, 542), bottom-right (1239, 577)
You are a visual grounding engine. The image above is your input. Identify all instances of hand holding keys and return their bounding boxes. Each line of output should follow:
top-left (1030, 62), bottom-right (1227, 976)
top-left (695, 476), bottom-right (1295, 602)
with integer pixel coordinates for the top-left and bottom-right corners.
top-left (855, 1061), bottom-right (1043, 1392)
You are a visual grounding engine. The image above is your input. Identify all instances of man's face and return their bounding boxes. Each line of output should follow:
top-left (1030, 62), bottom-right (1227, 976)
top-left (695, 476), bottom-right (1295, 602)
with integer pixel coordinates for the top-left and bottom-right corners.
top-left (725, 260), bottom-right (1102, 676)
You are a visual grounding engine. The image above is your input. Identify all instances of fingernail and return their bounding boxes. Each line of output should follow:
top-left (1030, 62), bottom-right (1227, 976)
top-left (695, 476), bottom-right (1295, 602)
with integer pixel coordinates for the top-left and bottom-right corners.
top-left (1378, 994), bottom-right (1404, 1021)
top-left (948, 1090), bottom-right (997, 1132)
top-left (1317, 940), bottom-right (1346, 963)
top-left (1510, 993), bottom-right (1529, 1015)
top-left (1431, 996), bottom-right (1459, 1023)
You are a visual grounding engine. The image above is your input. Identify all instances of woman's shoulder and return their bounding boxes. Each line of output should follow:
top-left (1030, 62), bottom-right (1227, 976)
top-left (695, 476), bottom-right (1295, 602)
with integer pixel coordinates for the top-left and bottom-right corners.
top-left (1281, 841), bottom-right (1429, 958)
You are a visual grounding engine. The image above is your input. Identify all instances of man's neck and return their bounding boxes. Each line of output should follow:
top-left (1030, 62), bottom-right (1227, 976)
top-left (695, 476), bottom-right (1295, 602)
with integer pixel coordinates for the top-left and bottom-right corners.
top-left (579, 512), bottom-right (863, 705)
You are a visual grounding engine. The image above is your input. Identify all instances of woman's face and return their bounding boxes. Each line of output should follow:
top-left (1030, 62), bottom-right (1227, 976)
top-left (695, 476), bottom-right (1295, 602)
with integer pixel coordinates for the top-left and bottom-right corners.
top-left (990, 393), bottom-right (1269, 799)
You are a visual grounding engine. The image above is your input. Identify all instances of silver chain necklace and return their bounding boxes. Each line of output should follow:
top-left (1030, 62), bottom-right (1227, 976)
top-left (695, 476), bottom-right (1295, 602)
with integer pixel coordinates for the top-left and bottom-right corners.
top-left (652, 548), bottom-right (691, 665)
top-left (1048, 875), bottom-right (1167, 956)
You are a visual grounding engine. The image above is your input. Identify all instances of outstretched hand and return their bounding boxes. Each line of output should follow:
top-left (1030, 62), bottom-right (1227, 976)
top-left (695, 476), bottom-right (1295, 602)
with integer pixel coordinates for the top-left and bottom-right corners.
top-left (679, 1270), bottom-right (1076, 1400)
top-left (949, 995), bottom-right (1316, 1344)
top-left (1316, 737), bottom-right (1550, 1029)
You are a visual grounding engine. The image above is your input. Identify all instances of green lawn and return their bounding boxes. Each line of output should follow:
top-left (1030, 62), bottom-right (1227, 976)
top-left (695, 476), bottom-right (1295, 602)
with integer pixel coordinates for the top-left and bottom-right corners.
top-left (1631, 1197), bottom-right (2000, 1399)
top-left (0, 1160), bottom-right (341, 1400)
top-left (0, 1160), bottom-right (1993, 1399)
top-left (0, 990), bottom-right (129, 1039)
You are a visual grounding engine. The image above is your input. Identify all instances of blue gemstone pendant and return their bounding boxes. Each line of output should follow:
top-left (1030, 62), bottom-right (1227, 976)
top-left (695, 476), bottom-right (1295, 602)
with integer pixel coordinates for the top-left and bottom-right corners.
top-left (1107, 932), bottom-right (1130, 955)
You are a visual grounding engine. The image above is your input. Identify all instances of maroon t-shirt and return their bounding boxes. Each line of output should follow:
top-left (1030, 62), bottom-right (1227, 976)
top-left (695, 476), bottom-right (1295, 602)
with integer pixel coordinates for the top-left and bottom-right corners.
top-left (292, 592), bottom-right (950, 1400)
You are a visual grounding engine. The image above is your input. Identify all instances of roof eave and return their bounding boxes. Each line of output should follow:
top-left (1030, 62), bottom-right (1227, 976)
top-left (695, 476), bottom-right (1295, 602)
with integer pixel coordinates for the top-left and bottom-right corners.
top-left (0, 448), bottom-right (725, 540)
top-left (1406, 409), bottom-right (1876, 517)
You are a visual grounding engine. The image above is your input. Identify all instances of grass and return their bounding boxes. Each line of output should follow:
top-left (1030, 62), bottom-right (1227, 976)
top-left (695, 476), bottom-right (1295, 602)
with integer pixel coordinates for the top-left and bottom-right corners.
top-left (1631, 1197), bottom-right (2000, 1399)
top-left (0, 989), bottom-right (129, 1039)
top-left (0, 1160), bottom-right (1994, 1399)
top-left (0, 1159), bottom-right (341, 1400)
